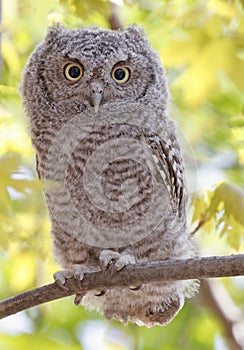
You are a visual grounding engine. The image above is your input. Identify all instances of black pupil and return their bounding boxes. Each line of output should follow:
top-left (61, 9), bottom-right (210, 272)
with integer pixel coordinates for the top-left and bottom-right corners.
top-left (114, 68), bottom-right (126, 81)
top-left (68, 65), bottom-right (81, 78)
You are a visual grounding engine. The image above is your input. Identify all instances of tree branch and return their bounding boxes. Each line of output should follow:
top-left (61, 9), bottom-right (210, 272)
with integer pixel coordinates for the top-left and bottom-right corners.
top-left (108, 2), bottom-right (124, 30)
top-left (0, 254), bottom-right (244, 320)
top-left (200, 280), bottom-right (244, 350)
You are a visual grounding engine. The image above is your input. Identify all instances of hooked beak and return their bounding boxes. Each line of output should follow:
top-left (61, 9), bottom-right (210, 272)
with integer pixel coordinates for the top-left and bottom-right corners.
top-left (90, 82), bottom-right (104, 113)
top-left (91, 92), bottom-right (103, 113)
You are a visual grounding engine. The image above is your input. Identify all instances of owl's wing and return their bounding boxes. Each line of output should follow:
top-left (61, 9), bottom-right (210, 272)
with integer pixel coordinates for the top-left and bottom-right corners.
top-left (146, 134), bottom-right (185, 211)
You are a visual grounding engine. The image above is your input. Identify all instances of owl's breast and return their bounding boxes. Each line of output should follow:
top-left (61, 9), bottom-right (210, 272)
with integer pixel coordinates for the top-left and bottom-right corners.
top-left (43, 121), bottom-right (172, 249)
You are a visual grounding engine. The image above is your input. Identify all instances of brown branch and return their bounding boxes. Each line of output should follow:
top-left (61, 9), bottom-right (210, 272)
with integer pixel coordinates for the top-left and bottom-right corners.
top-left (200, 280), bottom-right (244, 350)
top-left (108, 2), bottom-right (124, 30)
top-left (191, 218), bottom-right (207, 235)
top-left (0, 254), bottom-right (244, 320)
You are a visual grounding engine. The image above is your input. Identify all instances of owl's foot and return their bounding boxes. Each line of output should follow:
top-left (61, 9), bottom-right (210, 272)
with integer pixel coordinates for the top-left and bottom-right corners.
top-left (74, 292), bottom-right (86, 305)
top-left (99, 249), bottom-right (135, 273)
top-left (94, 289), bottom-right (107, 297)
top-left (53, 264), bottom-right (84, 291)
top-left (99, 250), bottom-right (143, 291)
top-left (129, 284), bottom-right (145, 291)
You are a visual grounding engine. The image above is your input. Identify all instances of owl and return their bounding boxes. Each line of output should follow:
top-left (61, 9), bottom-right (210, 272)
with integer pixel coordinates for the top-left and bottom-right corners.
top-left (21, 24), bottom-right (198, 327)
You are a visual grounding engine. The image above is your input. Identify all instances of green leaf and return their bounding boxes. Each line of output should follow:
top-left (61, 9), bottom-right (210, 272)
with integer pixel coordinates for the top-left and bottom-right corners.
top-left (61, 0), bottom-right (110, 19)
top-left (192, 195), bottom-right (207, 223)
top-left (192, 182), bottom-right (244, 249)
top-left (0, 85), bottom-right (18, 96)
top-left (209, 182), bottom-right (244, 226)
top-left (229, 115), bottom-right (244, 128)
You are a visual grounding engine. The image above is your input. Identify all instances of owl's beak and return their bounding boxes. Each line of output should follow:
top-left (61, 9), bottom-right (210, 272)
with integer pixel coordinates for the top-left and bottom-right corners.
top-left (90, 82), bottom-right (104, 113)
top-left (91, 93), bottom-right (103, 113)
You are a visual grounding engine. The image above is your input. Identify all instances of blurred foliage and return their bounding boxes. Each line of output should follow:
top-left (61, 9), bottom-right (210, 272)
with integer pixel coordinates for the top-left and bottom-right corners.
top-left (0, 0), bottom-right (244, 349)
top-left (193, 182), bottom-right (244, 250)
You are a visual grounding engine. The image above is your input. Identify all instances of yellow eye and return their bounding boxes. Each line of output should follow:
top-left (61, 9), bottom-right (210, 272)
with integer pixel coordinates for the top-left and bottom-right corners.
top-left (64, 63), bottom-right (83, 82)
top-left (111, 66), bottom-right (131, 84)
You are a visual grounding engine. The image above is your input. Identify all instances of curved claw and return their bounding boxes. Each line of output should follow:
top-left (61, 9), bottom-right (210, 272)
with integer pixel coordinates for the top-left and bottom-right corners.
top-left (99, 250), bottom-right (120, 271)
top-left (74, 292), bottom-right (86, 305)
top-left (73, 265), bottom-right (84, 288)
top-left (53, 270), bottom-right (74, 290)
top-left (94, 289), bottom-right (107, 297)
top-left (99, 250), bottom-right (135, 274)
top-left (129, 284), bottom-right (145, 291)
top-left (53, 265), bottom-right (84, 290)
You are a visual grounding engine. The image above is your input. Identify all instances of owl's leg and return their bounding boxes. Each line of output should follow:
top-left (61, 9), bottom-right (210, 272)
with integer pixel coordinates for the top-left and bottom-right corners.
top-left (99, 249), bottom-right (135, 272)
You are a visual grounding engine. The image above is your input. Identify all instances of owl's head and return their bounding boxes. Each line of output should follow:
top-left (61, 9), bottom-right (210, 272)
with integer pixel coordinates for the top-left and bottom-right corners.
top-left (22, 25), bottom-right (168, 118)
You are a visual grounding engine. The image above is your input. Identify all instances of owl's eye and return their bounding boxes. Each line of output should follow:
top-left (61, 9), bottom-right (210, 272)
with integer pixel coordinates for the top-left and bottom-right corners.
top-left (64, 63), bottom-right (83, 82)
top-left (111, 66), bottom-right (131, 84)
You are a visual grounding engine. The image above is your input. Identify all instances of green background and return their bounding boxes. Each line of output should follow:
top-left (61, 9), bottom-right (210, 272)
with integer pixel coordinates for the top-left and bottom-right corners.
top-left (0, 0), bottom-right (244, 349)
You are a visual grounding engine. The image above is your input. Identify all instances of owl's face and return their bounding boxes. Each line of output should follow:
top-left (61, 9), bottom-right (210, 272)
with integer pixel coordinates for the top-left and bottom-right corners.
top-left (22, 25), bottom-right (168, 118)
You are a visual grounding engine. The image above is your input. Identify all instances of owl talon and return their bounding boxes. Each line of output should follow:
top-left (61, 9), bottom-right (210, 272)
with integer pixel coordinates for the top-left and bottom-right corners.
top-left (99, 250), bottom-right (120, 271)
top-left (53, 265), bottom-right (84, 290)
top-left (53, 270), bottom-right (74, 290)
top-left (99, 249), bottom-right (135, 272)
top-left (74, 292), bottom-right (85, 305)
top-left (114, 254), bottom-right (135, 271)
top-left (94, 289), bottom-right (107, 297)
top-left (129, 284), bottom-right (145, 291)
top-left (73, 265), bottom-right (84, 288)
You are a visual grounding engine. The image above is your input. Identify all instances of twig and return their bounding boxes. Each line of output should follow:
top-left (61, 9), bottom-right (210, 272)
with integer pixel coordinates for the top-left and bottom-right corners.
top-left (108, 2), bottom-right (123, 30)
top-left (200, 280), bottom-right (244, 350)
top-left (0, 254), bottom-right (244, 319)
top-left (191, 218), bottom-right (206, 235)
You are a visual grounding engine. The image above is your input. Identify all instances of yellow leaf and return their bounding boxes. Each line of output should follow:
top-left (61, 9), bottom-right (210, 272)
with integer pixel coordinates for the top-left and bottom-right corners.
top-left (211, 183), bottom-right (244, 225)
top-left (160, 29), bottom-right (204, 67)
top-left (207, 0), bottom-right (237, 19)
top-left (175, 38), bottom-right (235, 107)
top-left (191, 195), bottom-right (208, 223)
top-left (225, 215), bottom-right (242, 251)
top-left (0, 85), bottom-right (18, 95)
top-left (230, 115), bottom-right (244, 128)
top-left (204, 217), bottom-right (215, 234)
top-left (2, 36), bottom-right (21, 76)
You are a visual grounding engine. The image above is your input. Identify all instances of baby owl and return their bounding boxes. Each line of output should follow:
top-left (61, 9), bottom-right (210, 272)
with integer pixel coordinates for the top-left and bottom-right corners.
top-left (21, 25), bottom-right (197, 327)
